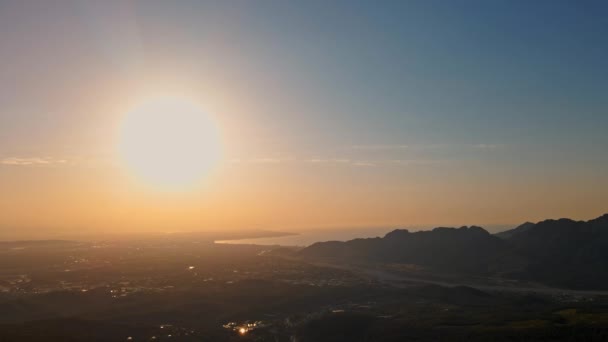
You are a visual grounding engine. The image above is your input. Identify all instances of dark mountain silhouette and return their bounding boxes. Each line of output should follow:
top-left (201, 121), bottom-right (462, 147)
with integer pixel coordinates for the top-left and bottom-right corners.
top-left (300, 214), bottom-right (608, 289)
top-left (503, 214), bottom-right (608, 289)
top-left (301, 226), bottom-right (507, 274)
top-left (495, 221), bottom-right (535, 239)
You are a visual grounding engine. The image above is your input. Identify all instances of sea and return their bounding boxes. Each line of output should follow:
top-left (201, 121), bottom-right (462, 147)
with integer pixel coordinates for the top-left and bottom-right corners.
top-left (215, 225), bottom-right (513, 247)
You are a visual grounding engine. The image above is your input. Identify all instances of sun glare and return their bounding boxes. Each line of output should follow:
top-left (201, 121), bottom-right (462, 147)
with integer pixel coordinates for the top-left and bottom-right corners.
top-left (118, 98), bottom-right (220, 188)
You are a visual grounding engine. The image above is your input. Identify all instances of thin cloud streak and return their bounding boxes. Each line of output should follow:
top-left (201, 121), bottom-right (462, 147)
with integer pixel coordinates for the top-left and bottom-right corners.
top-left (0, 157), bottom-right (68, 166)
top-left (349, 144), bottom-right (409, 150)
top-left (2, 155), bottom-right (450, 168)
top-left (347, 143), bottom-right (503, 150)
top-left (351, 161), bottom-right (376, 167)
top-left (389, 159), bottom-right (444, 165)
top-left (305, 158), bottom-right (351, 163)
top-left (225, 157), bottom-right (443, 168)
top-left (0, 156), bottom-right (111, 168)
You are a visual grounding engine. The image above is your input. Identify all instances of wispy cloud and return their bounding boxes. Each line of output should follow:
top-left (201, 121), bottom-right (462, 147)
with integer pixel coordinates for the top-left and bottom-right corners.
top-left (226, 157), bottom-right (444, 168)
top-left (351, 161), bottom-right (376, 167)
top-left (0, 157), bottom-right (68, 166)
top-left (348, 143), bottom-right (503, 151)
top-left (304, 158), bottom-right (351, 164)
top-left (251, 158), bottom-right (283, 164)
top-left (349, 144), bottom-right (409, 150)
top-left (228, 158), bottom-right (285, 164)
top-left (228, 157), bottom-right (352, 165)
top-left (389, 159), bottom-right (444, 165)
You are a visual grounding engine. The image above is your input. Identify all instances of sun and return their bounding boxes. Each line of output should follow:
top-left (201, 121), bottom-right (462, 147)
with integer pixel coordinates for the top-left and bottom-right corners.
top-left (118, 97), bottom-right (220, 188)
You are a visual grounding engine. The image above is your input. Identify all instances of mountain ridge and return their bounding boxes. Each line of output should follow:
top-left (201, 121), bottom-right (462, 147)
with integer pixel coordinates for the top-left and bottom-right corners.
top-left (300, 213), bottom-right (608, 290)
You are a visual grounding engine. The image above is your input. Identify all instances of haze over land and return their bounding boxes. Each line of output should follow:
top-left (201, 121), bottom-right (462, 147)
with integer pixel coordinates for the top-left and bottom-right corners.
top-left (1, 1), bottom-right (608, 341)
top-left (1, 213), bottom-right (608, 341)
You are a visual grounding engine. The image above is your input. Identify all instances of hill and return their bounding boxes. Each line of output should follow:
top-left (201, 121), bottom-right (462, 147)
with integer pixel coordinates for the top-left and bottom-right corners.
top-left (504, 214), bottom-right (608, 289)
top-left (301, 226), bottom-right (506, 274)
top-left (300, 214), bottom-right (608, 289)
top-left (495, 222), bottom-right (535, 239)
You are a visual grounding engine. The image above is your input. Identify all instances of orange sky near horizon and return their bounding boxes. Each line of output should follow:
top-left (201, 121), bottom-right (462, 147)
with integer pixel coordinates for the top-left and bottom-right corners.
top-left (1, 1), bottom-right (608, 239)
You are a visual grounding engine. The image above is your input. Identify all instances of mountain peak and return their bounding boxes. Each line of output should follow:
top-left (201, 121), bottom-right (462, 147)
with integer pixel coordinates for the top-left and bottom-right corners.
top-left (383, 229), bottom-right (410, 239)
top-left (430, 226), bottom-right (490, 235)
top-left (591, 213), bottom-right (608, 223)
top-left (495, 221), bottom-right (537, 239)
top-left (302, 214), bottom-right (608, 290)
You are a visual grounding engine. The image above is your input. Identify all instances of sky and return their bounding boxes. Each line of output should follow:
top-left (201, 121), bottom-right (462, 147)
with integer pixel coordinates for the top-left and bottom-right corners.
top-left (1, 0), bottom-right (607, 238)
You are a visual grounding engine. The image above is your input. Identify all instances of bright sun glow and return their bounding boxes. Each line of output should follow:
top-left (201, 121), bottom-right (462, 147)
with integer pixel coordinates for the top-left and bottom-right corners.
top-left (118, 98), bottom-right (220, 188)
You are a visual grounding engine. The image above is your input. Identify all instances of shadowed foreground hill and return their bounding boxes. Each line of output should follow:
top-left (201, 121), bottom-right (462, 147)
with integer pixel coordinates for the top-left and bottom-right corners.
top-left (300, 214), bottom-right (608, 290)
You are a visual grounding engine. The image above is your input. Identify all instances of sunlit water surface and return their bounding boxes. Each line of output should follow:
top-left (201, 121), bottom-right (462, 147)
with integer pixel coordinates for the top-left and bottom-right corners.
top-left (216, 225), bottom-right (512, 247)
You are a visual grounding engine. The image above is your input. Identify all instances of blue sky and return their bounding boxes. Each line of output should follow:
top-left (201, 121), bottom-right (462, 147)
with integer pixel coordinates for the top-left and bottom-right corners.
top-left (0, 0), bottom-right (607, 232)
top-left (2, 1), bottom-right (607, 153)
